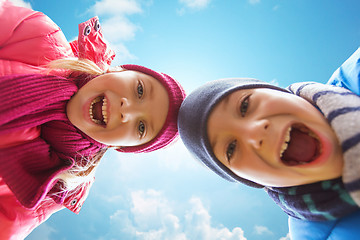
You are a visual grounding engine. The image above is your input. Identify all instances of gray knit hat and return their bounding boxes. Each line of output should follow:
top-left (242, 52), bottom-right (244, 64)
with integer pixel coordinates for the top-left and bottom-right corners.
top-left (178, 78), bottom-right (288, 188)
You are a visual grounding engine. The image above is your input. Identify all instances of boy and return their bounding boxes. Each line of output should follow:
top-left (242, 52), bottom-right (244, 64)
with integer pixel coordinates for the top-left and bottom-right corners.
top-left (178, 47), bottom-right (360, 239)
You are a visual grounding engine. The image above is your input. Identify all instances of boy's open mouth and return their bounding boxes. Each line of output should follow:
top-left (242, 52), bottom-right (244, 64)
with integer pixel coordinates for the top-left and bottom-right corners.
top-left (89, 95), bottom-right (108, 126)
top-left (280, 123), bottom-right (321, 166)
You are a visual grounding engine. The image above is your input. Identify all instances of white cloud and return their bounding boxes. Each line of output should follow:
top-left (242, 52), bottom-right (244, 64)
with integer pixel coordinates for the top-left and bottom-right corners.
top-left (254, 225), bottom-right (273, 235)
top-left (92, 0), bottom-right (142, 16)
top-left (25, 223), bottom-right (56, 240)
top-left (279, 233), bottom-right (291, 240)
top-left (101, 16), bottom-right (139, 42)
top-left (106, 190), bottom-right (248, 240)
top-left (179, 0), bottom-right (211, 10)
top-left (185, 197), bottom-right (247, 240)
top-left (89, 0), bottom-right (145, 63)
top-left (8, 0), bottom-right (32, 8)
top-left (107, 42), bottom-right (138, 64)
top-left (248, 0), bottom-right (260, 5)
top-left (177, 0), bottom-right (211, 15)
top-left (131, 189), bottom-right (173, 229)
top-left (155, 140), bottom-right (202, 171)
top-left (108, 140), bottom-right (201, 183)
top-left (270, 78), bottom-right (280, 86)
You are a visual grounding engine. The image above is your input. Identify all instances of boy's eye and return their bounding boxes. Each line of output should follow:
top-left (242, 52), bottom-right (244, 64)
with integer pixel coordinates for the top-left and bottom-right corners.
top-left (226, 140), bottom-right (237, 163)
top-left (240, 95), bottom-right (250, 117)
top-left (138, 121), bottom-right (146, 137)
top-left (137, 81), bottom-right (144, 99)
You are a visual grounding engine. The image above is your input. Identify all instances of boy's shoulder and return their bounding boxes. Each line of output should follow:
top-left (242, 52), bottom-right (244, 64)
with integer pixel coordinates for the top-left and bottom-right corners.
top-left (289, 210), bottom-right (360, 240)
top-left (327, 47), bottom-right (360, 95)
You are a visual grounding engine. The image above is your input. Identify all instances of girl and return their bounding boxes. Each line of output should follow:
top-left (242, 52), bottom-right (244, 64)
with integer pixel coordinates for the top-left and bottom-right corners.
top-left (0, 1), bottom-right (185, 239)
top-left (178, 47), bottom-right (360, 239)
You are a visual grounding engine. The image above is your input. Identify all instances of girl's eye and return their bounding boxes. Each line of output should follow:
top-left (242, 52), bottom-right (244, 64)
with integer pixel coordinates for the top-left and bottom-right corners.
top-left (226, 140), bottom-right (237, 163)
top-left (138, 121), bottom-right (146, 137)
top-left (137, 81), bottom-right (144, 99)
top-left (240, 95), bottom-right (250, 117)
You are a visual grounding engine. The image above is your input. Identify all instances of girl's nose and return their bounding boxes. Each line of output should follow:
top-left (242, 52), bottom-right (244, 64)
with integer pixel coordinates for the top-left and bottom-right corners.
top-left (244, 119), bottom-right (269, 149)
top-left (119, 97), bottom-right (131, 123)
top-left (119, 97), bottom-right (141, 123)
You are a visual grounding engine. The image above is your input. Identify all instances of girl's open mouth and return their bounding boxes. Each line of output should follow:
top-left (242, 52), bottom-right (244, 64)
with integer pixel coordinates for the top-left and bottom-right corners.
top-left (280, 123), bottom-right (322, 166)
top-left (89, 95), bottom-right (108, 126)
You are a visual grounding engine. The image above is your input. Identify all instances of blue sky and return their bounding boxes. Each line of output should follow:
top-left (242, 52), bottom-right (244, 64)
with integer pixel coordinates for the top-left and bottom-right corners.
top-left (9, 0), bottom-right (359, 239)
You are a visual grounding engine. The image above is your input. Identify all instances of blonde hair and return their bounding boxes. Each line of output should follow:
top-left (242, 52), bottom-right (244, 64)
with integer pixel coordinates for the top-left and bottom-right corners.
top-left (55, 148), bottom-right (107, 191)
top-left (48, 58), bottom-right (121, 191)
top-left (48, 57), bottom-right (124, 76)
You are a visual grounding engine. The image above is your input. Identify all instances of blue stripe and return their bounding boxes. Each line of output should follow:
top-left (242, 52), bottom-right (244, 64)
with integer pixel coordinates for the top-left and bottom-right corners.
top-left (342, 133), bottom-right (360, 152)
top-left (344, 178), bottom-right (360, 192)
top-left (313, 90), bottom-right (355, 102)
top-left (288, 187), bottom-right (297, 195)
top-left (302, 194), bottom-right (336, 221)
top-left (278, 194), bottom-right (304, 219)
top-left (329, 182), bottom-right (357, 206)
top-left (327, 106), bottom-right (360, 122)
top-left (296, 83), bottom-right (314, 96)
top-left (287, 85), bottom-right (294, 93)
top-left (321, 180), bottom-right (332, 190)
top-left (322, 181), bottom-right (356, 206)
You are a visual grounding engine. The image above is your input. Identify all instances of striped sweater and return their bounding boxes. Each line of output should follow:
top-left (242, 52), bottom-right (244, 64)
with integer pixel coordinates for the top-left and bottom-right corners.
top-left (266, 82), bottom-right (360, 221)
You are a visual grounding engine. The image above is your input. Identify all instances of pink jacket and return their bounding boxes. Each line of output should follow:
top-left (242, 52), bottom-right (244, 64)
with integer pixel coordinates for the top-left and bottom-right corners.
top-left (0, 1), bottom-right (114, 239)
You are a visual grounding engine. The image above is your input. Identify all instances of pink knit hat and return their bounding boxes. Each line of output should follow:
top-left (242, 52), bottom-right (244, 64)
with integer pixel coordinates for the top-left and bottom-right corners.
top-left (116, 64), bottom-right (186, 153)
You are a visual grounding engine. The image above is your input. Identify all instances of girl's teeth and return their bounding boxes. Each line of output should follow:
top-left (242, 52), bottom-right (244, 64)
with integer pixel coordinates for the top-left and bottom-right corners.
top-left (280, 127), bottom-right (291, 157)
top-left (102, 97), bottom-right (108, 124)
top-left (89, 96), bottom-right (107, 125)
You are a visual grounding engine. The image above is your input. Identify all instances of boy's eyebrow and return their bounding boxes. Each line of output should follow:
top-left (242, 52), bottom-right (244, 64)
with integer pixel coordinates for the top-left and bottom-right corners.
top-left (222, 95), bottom-right (230, 110)
top-left (208, 96), bottom-right (230, 155)
top-left (209, 136), bottom-right (215, 151)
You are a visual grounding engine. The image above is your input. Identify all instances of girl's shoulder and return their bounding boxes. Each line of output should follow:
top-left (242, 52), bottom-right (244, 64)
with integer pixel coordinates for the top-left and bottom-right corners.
top-left (0, 1), bottom-right (73, 76)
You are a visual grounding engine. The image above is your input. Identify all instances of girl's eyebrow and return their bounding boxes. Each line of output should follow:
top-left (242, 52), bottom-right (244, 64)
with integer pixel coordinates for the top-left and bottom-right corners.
top-left (148, 119), bottom-right (155, 139)
top-left (149, 79), bottom-right (154, 99)
top-left (146, 80), bottom-right (155, 138)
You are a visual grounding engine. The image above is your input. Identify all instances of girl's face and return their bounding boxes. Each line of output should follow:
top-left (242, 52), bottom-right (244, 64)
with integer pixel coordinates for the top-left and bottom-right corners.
top-left (66, 70), bottom-right (169, 147)
top-left (207, 88), bottom-right (343, 187)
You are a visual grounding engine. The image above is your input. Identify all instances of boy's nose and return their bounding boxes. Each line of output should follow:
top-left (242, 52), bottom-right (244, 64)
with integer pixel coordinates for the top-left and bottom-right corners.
top-left (243, 119), bottom-right (269, 149)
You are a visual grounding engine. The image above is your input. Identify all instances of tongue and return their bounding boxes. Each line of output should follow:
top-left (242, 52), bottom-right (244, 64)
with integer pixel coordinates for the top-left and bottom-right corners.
top-left (282, 128), bottom-right (317, 165)
top-left (93, 100), bottom-right (104, 122)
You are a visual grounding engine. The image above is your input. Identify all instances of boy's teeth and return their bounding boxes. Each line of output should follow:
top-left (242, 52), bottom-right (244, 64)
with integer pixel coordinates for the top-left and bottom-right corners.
top-left (279, 125), bottom-right (322, 162)
top-left (280, 127), bottom-right (292, 157)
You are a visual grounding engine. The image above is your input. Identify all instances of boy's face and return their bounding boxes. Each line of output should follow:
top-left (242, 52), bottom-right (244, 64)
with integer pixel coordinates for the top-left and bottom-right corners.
top-left (66, 70), bottom-right (169, 147)
top-left (207, 88), bottom-right (343, 187)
